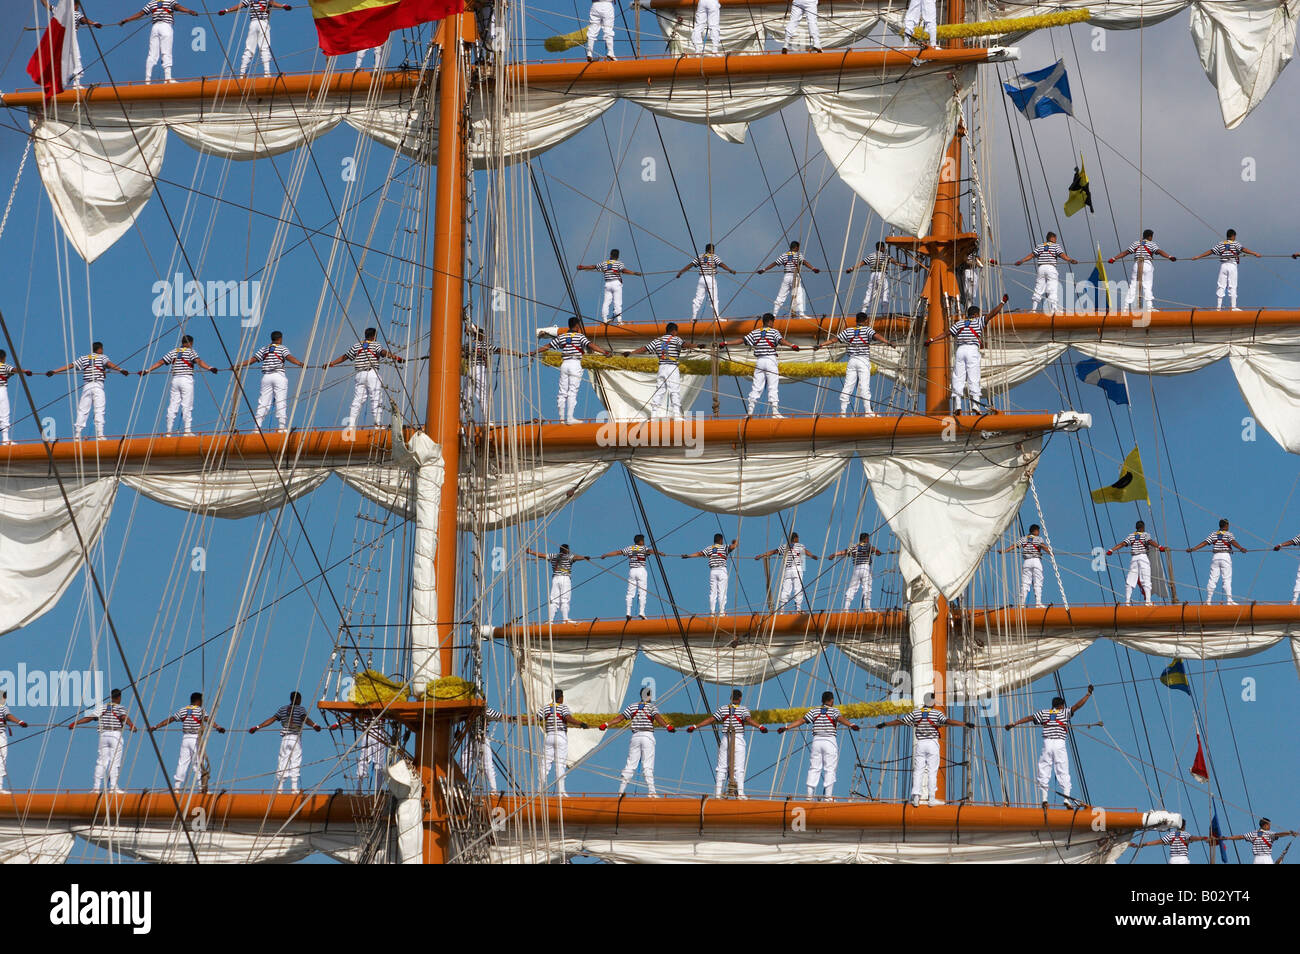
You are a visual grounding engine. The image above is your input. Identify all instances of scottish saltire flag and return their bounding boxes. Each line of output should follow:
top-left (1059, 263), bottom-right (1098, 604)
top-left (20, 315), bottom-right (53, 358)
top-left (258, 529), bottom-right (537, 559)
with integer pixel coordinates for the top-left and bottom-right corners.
top-left (1076, 358), bottom-right (1130, 405)
top-left (1003, 60), bottom-right (1073, 119)
top-left (1159, 658), bottom-right (1192, 695)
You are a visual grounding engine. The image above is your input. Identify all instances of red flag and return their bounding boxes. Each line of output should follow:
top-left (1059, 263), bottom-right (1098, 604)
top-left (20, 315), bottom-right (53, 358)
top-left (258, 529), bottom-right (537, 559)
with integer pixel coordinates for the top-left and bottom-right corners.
top-left (1190, 733), bottom-right (1209, 783)
top-left (308, 0), bottom-right (465, 56)
top-left (26, 0), bottom-right (78, 99)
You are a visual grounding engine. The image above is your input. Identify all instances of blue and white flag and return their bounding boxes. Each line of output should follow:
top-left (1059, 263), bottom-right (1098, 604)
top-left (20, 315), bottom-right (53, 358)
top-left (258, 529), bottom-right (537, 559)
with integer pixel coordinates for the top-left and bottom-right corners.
top-left (1003, 59), bottom-right (1073, 119)
top-left (1076, 358), bottom-right (1129, 406)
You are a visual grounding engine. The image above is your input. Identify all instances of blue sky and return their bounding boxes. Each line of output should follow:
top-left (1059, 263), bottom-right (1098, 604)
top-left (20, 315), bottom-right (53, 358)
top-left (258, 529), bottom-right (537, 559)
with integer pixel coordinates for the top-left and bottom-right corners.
top-left (1, 4), bottom-right (1297, 862)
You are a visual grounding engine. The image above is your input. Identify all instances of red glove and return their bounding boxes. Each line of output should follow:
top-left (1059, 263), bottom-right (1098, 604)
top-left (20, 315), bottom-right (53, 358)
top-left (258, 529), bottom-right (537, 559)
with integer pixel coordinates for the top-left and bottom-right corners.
top-left (1107, 258), bottom-right (1115, 264)
top-left (666, 725), bottom-right (676, 733)
top-left (790, 344), bottom-right (801, 351)
top-left (776, 726), bottom-right (787, 734)
top-left (686, 725), bottom-right (696, 733)
top-left (850, 724), bottom-right (860, 732)
top-left (599, 723), bottom-right (608, 731)
top-left (759, 726), bottom-right (769, 734)
top-left (1001, 294), bottom-right (1009, 303)
top-left (1105, 550), bottom-right (1112, 556)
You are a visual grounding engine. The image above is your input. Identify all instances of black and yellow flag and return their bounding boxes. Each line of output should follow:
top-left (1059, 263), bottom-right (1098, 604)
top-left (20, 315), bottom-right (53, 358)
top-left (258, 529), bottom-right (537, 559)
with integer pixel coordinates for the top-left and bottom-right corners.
top-left (1091, 445), bottom-right (1148, 504)
top-left (1064, 156), bottom-right (1093, 217)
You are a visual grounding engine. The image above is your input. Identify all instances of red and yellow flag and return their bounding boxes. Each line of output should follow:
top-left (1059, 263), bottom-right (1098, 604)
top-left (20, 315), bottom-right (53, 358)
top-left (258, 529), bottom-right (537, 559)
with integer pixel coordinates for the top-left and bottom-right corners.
top-left (309, 0), bottom-right (465, 56)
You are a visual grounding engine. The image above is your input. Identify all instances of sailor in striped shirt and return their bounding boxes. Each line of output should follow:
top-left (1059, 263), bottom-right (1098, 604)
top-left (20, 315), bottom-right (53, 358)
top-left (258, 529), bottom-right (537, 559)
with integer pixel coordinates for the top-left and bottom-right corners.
top-left (249, 690), bottom-right (322, 793)
top-left (959, 244), bottom-right (984, 310)
top-left (1012, 232), bottom-right (1077, 315)
top-left (1000, 523), bottom-right (1053, 608)
top-left (830, 532), bottom-right (884, 610)
top-left (924, 294), bottom-right (1009, 415)
top-left (118, 1), bottom-right (200, 83)
top-left (879, 693), bottom-right (974, 806)
top-left (1188, 229), bottom-right (1261, 310)
top-left (526, 544), bottom-right (593, 623)
top-left (756, 533), bottom-right (821, 612)
top-left (1220, 818), bottom-right (1298, 864)
top-left (0, 349), bottom-right (34, 444)
top-left (845, 242), bottom-right (916, 314)
top-left (326, 327), bottom-right (405, 429)
top-left (46, 1), bottom-right (104, 87)
top-left (599, 534), bottom-right (666, 619)
top-left (676, 244), bottom-right (737, 320)
top-left (681, 533), bottom-right (738, 615)
top-left (1109, 229), bottom-right (1177, 312)
top-left (151, 690), bottom-right (228, 789)
top-left (141, 334), bottom-right (219, 436)
top-left (328, 710), bottom-right (392, 792)
top-left (529, 316), bottom-right (613, 423)
top-left (777, 691), bottom-right (860, 800)
top-left (1186, 518), bottom-right (1247, 605)
top-left (816, 311), bottom-right (894, 416)
top-left (46, 342), bottom-right (131, 441)
top-left (216, 0), bottom-right (292, 78)
top-left (462, 325), bottom-right (513, 419)
top-left (577, 249), bottom-right (640, 324)
top-left (757, 241), bottom-right (821, 318)
top-left (529, 689), bottom-right (588, 796)
top-left (687, 688), bottom-right (768, 798)
top-left (720, 314), bottom-right (801, 418)
top-left (231, 330), bottom-right (306, 433)
top-left (1005, 685), bottom-right (1092, 808)
top-left (1135, 823), bottom-right (1209, 864)
top-left (622, 322), bottom-right (697, 419)
top-left (0, 690), bottom-right (29, 793)
top-left (1106, 519), bottom-right (1167, 606)
top-left (601, 685), bottom-right (675, 796)
top-left (1271, 532), bottom-right (1300, 604)
top-left (69, 688), bottom-right (138, 793)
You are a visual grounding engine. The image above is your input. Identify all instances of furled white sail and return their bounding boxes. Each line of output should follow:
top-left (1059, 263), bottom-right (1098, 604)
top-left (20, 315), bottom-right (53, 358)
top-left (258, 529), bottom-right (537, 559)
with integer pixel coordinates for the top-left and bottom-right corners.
top-left (589, 368), bottom-right (709, 420)
top-left (392, 430), bottom-right (445, 692)
top-left (72, 822), bottom-right (370, 864)
top-left (645, 0), bottom-right (903, 56)
top-left (122, 468), bottom-right (330, 518)
top-left (0, 821), bottom-right (76, 863)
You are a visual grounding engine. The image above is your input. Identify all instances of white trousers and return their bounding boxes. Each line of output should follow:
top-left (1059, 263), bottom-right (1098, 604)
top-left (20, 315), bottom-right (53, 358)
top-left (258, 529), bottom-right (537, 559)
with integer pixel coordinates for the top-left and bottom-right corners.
top-left (1125, 554), bottom-right (1152, 604)
top-left (587, 1), bottom-right (616, 57)
top-left (861, 272), bottom-right (888, 311)
top-left (255, 370), bottom-right (288, 430)
top-left (240, 19), bottom-right (272, 77)
top-left (354, 46), bottom-right (383, 69)
top-left (841, 356), bottom-right (873, 414)
top-left (778, 569), bottom-right (806, 611)
top-left (173, 734), bottom-right (199, 787)
top-left (1292, 563), bottom-right (1300, 603)
top-left (93, 731), bottom-right (124, 791)
top-left (691, 0), bottom-right (721, 53)
top-left (806, 737), bottom-right (838, 798)
top-left (0, 734), bottom-right (6, 789)
top-left (626, 565), bottom-right (648, 616)
top-left (783, 0), bottom-right (820, 48)
top-left (714, 734), bottom-right (746, 795)
top-left (619, 733), bottom-right (656, 794)
top-left (356, 737), bottom-right (386, 786)
top-left (1254, 856), bottom-right (1274, 865)
top-left (911, 737), bottom-right (939, 802)
top-left (773, 273), bottom-right (808, 317)
top-left (1125, 260), bottom-right (1155, 309)
top-left (70, 28), bottom-right (84, 85)
top-left (651, 365), bottom-right (682, 418)
top-left (0, 388), bottom-right (10, 443)
top-left (1206, 553), bottom-right (1233, 603)
top-left (541, 732), bottom-right (568, 794)
top-left (843, 564), bottom-right (873, 609)
top-left (466, 365), bottom-right (488, 415)
top-left (165, 376), bottom-right (195, 433)
top-left (1031, 264), bottom-right (1061, 313)
top-left (709, 566), bottom-right (728, 614)
top-left (691, 274), bottom-right (720, 320)
top-left (548, 574), bottom-right (573, 623)
top-left (276, 734), bottom-right (303, 792)
top-left (75, 382), bottom-right (106, 437)
top-left (747, 356), bottom-right (780, 415)
top-left (1216, 262), bottom-right (1238, 306)
top-left (963, 267), bottom-right (980, 307)
top-left (903, 0), bottom-right (937, 40)
top-left (557, 358), bottom-right (583, 422)
top-left (951, 344), bottom-right (981, 410)
top-left (601, 281), bottom-right (624, 323)
top-left (349, 369), bottom-right (383, 426)
top-left (480, 741), bottom-right (498, 793)
top-left (1020, 557), bottom-right (1044, 607)
top-left (1169, 855), bottom-right (1191, 865)
top-left (1037, 737), bottom-right (1070, 802)
top-left (146, 22), bottom-right (174, 81)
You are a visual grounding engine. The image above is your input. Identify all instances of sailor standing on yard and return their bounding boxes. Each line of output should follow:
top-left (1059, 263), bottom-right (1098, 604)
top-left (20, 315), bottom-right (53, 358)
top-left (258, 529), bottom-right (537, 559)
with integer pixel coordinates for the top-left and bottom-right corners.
top-left (119, 1), bottom-right (200, 83)
top-left (1134, 822), bottom-right (1210, 864)
top-left (1186, 518), bottom-right (1247, 605)
top-left (690, 0), bottom-right (722, 55)
top-left (829, 532), bottom-right (883, 610)
top-left (529, 689), bottom-right (588, 797)
top-left (149, 691), bottom-right (227, 789)
top-left (687, 688), bottom-right (768, 799)
top-left (902, 0), bottom-right (937, 47)
top-left (1187, 229), bottom-right (1260, 310)
top-left (1012, 232), bottom-right (1077, 315)
top-left (845, 242), bottom-right (914, 313)
top-left (1109, 229), bottom-right (1176, 312)
top-left (46, 342), bottom-right (131, 441)
top-left (586, 0), bottom-right (618, 61)
top-left (758, 242), bottom-right (821, 318)
top-left (140, 334), bottom-right (219, 436)
top-left (600, 685), bottom-right (675, 797)
top-left (69, 688), bottom-right (138, 793)
top-left (216, 0), bottom-right (293, 79)
top-left (0, 350), bottom-right (34, 445)
top-left (755, 532), bottom-right (819, 612)
top-left (1271, 532), bottom-right (1300, 604)
top-left (249, 690), bottom-right (323, 793)
top-left (1001, 524), bottom-right (1052, 608)
top-left (325, 327), bottom-right (405, 429)
top-left (1218, 818), bottom-right (1299, 864)
top-left (1106, 519), bottom-right (1167, 606)
top-left (231, 330), bottom-right (305, 433)
top-left (529, 317), bottom-right (614, 424)
top-left (525, 544), bottom-right (593, 623)
top-left (923, 294), bottom-right (1009, 415)
top-left (776, 691), bottom-right (860, 800)
top-left (817, 311), bottom-right (893, 416)
top-left (675, 245), bottom-right (736, 320)
top-left (599, 533), bottom-right (665, 619)
top-left (578, 250), bottom-right (640, 324)
top-left (781, 0), bottom-right (822, 54)
top-left (877, 693), bottom-right (973, 806)
top-left (681, 534), bottom-right (738, 615)
top-left (719, 313), bottom-right (801, 418)
top-left (622, 322), bottom-right (695, 419)
top-left (0, 690), bottom-right (28, 793)
top-left (1004, 685), bottom-right (1093, 809)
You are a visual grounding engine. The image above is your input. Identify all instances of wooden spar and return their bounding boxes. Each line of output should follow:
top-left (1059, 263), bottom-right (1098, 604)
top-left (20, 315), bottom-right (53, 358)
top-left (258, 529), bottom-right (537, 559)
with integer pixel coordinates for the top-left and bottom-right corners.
top-left (0, 428), bottom-right (391, 467)
top-left (0, 791), bottom-right (378, 824)
top-left (491, 610), bottom-right (906, 640)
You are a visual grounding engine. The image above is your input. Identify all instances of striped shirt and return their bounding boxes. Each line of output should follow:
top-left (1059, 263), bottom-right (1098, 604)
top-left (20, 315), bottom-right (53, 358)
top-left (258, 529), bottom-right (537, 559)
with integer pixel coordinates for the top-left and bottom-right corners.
top-left (547, 552), bottom-right (575, 576)
top-left (776, 252), bottom-right (807, 274)
top-left (345, 342), bottom-right (382, 372)
top-left (948, 315), bottom-right (985, 347)
top-left (1128, 240), bottom-right (1160, 262)
top-left (703, 543), bottom-right (730, 568)
top-left (712, 704), bottom-right (750, 732)
top-left (1033, 242), bottom-right (1066, 267)
top-left (776, 542), bottom-right (807, 573)
top-left (538, 702), bottom-right (571, 734)
top-left (1161, 830), bottom-right (1191, 859)
top-left (273, 703), bottom-right (309, 735)
top-left (803, 705), bottom-right (841, 738)
top-left (174, 705), bottom-right (207, 735)
top-left (847, 543), bottom-right (874, 567)
top-left (837, 326), bottom-right (876, 359)
top-left (743, 327), bottom-right (783, 358)
top-left (1290, 533), bottom-right (1300, 546)
top-left (901, 706), bottom-right (948, 741)
top-left (691, 253), bottom-right (721, 277)
top-left (484, 706), bottom-right (503, 722)
top-left (1213, 241), bottom-right (1243, 263)
top-left (1205, 530), bottom-right (1236, 553)
top-left (0, 704), bottom-right (11, 726)
top-left (98, 703), bottom-right (128, 732)
top-left (621, 544), bottom-right (648, 569)
top-left (1246, 830), bottom-right (1276, 858)
top-left (1018, 534), bottom-right (1046, 560)
top-left (620, 701), bottom-right (659, 733)
top-left (469, 341), bottom-right (500, 367)
top-left (596, 260), bottom-right (628, 282)
top-left (143, 1), bottom-right (179, 24)
top-left (74, 10), bottom-right (89, 25)
top-left (647, 335), bottom-right (683, 366)
top-left (73, 354), bottom-right (109, 384)
top-left (161, 347), bottom-right (199, 377)
top-left (1031, 706), bottom-right (1073, 740)
top-left (0, 364), bottom-right (15, 386)
top-left (241, 0), bottom-right (272, 18)
top-left (862, 251), bottom-right (892, 273)
top-left (548, 332), bottom-right (590, 361)
top-left (1121, 532), bottom-right (1157, 556)
top-left (253, 344), bottom-right (290, 373)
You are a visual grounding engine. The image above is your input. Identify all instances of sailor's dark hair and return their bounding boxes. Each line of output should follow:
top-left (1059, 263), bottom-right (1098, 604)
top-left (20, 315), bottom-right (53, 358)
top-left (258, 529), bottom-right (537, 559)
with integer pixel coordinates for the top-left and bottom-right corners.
top-left (610, 249), bottom-right (619, 258)
top-left (730, 688), bottom-right (743, 701)
top-left (289, 691), bottom-right (302, 704)
top-left (1226, 229), bottom-right (1237, 238)
top-left (714, 533), bottom-right (725, 543)
top-left (790, 532), bottom-right (799, 541)
top-left (1045, 231), bottom-right (1057, 241)
top-left (705, 243), bottom-right (715, 252)
top-left (568, 316), bottom-right (581, 329)
top-left (1136, 520), bottom-right (1145, 530)
top-left (665, 322), bottom-right (678, 333)
top-left (190, 692), bottom-right (202, 704)
top-left (876, 241), bottom-right (888, 251)
top-left (761, 312), bottom-right (775, 324)
top-left (789, 241), bottom-right (800, 250)
top-left (634, 533), bottom-right (645, 544)
top-left (364, 327), bottom-right (377, 339)
top-left (110, 688), bottom-right (122, 700)
top-left (1219, 518), bottom-right (1230, 529)
top-left (559, 543), bottom-right (570, 552)
top-left (93, 341), bottom-right (103, 352)
top-left (967, 305), bottom-right (980, 317)
top-left (181, 335), bottom-right (193, 346)
top-left (821, 691), bottom-right (834, 704)
top-left (855, 311), bottom-right (869, 322)
top-left (270, 330), bottom-right (283, 342)
top-left (859, 532), bottom-right (869, 542)
top-left (1260, 817), bottom-right (1271, 828)
top-left (1052, 696), bottom-right (1066, 708)
top-left (0, 350), bottom-right (5, 361)
top-left (1142, 229), bottom-right (1155, 240)
top-left (922, 692), bottom-right (936, 706)
top-left (554, 688), bottom-right (565, 701)
top-left (1029, 524), bottom-right (1040, 534)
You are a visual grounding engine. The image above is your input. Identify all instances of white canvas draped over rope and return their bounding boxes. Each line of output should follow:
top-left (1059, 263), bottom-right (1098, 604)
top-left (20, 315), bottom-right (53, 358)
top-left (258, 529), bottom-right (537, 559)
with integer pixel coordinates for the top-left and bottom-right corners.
top-left (589, 368), bottom-right (709, 420)
top-left (122, 468), bottom-right (331, 519)
top-left (71, 822), bottom-right (369, 864)
top-left (0, 821), bottom-right (76, 863)
top-left (641, 634), bottom-right (820, 684)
